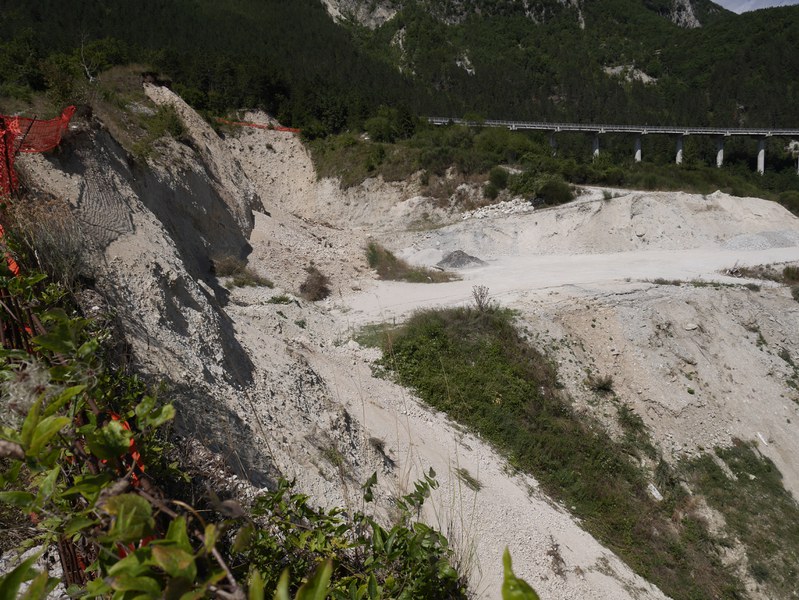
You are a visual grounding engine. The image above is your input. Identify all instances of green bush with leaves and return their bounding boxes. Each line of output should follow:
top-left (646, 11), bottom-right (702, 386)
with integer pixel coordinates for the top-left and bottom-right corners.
top-left (488, 166), bottom-right (509, 190)
top-left (242, 471), bottom-right (467, 600)
top-left (508, 172), bottom-right (574, 206)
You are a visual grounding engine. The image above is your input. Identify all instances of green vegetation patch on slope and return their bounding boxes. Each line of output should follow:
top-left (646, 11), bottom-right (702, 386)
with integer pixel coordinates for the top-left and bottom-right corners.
top-left (683, 441), bottom-right (799, 597)
top-left (242, 473), bottom-right (468, 599)
top-left (376, 305), bottom-right (746, 599)
top-left (309, 123), bottom-right (799, 211)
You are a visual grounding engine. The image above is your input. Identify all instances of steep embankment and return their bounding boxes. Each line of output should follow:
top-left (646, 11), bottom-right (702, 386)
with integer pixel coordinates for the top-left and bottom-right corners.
top-left (18, 84), bottom-right (799, 598)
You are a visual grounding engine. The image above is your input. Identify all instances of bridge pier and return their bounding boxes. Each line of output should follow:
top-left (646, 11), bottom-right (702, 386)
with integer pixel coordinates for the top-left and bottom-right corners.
top-left (757, 138), bottom-right (765, 175)
top-left (676, 135), bottom-right (684, 165)
top-left (592, 135), bottom-right (600, 159)
top-left (634, 136), bottom-right (642, 163)
top-left (549, 133), bottom-right (557, 156)
top-left (716, 137), bottom-right (725, 168)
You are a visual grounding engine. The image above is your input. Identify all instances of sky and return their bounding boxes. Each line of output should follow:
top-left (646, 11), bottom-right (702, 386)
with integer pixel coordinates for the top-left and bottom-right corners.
top-left (715, 0), bottom-right (799, 13)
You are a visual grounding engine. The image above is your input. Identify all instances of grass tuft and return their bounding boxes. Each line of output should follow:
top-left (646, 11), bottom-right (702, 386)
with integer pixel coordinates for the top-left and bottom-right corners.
top-left (586, 374), bottom-right (614, 393)
top-left (366, 242), bottom-right (456, 283)
top-left (454, 467), bottom-right (482, 492)
top-left (7, 195), bottom-right (90, 291)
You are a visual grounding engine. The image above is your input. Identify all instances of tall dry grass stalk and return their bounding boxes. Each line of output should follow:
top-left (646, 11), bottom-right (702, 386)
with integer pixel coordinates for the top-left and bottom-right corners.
top-left (8, 195), bottom-right (90, 291)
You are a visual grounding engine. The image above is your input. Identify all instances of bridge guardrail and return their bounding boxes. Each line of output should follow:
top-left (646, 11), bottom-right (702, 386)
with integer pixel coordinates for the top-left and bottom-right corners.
top-left (427, 117), bottom-right (799, 137)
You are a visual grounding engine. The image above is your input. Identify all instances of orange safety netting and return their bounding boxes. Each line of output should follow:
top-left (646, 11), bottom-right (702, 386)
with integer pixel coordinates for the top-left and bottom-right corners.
top-left (0, 106), bottom-right (76, 197)
top-left (215, 116), bottom-right (300, 133)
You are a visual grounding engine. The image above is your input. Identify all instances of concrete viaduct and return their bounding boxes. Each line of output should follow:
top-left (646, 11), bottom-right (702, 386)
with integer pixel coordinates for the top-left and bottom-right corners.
top-left (428, 117), bottom-right (799, 174)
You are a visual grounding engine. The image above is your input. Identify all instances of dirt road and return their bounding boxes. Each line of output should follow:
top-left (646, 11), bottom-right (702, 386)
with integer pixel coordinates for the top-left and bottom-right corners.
top-left (342, 245), bottom-right (799, 324)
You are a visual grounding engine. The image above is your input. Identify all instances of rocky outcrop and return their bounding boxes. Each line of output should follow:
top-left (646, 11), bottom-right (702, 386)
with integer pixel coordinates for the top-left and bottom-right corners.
top-left (670, 0), bottom-right (701, 28)
top-left (320, 0), bottom-right (400, 27)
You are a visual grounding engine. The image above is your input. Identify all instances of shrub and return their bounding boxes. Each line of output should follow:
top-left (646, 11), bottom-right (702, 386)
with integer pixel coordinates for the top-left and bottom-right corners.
top-left (586, 374), bottom-right (614, 393)
top-left (364, 115), bottom-right (395, 143)
top-left (483, 182), bottom-right (499, 200)
top-left (508, 172), bottom-right (574, 205)
top-left (244, 473), bottom-right (468, 599)
top-left (472, 285), bottom-right (493, 312)
top-left (148, 104), bottom-right (186, 140)
top-left (783, 265), bottom-right (799, 283)
top-left (212, 255), bottom-right (273, 288)
top-left (212, 255), bottom-right (246, 277)
top-left (489, 166), bottom-right (509, 189)
top-left (299, 266), bottom-right (331, 301)
top-left (792, 285), bottom-right (799, 303)
top-left (537, 176), bottom-right (574, 205)
top-left (601, 167), bottom-right (625, 186)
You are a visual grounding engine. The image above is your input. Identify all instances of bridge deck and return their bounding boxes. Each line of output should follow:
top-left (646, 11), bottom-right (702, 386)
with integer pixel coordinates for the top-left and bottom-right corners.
top-left (427, 117), bottom-right (799, 137)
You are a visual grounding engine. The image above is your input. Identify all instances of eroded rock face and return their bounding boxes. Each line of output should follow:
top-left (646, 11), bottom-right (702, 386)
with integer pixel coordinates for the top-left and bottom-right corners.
top-left (670, 0), bottom-right (701, 28)
top-left (17, 89), bottom-right (385, 506)
top-left (18, 123), bottom-right (271, 482)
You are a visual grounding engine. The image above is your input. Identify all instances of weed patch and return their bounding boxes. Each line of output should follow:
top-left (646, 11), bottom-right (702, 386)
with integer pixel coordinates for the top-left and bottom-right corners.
top-left (355, 322), bottom-right (399, 348)
top-left (454, 467), bottom-right (482, 492)
top-left (683, 441), bottom-right (799, 598)
top-left (131, 104), bottom-right (187, 161)
top-left (617, 405), bottom-right (657, 460)
top-left (7, 195), bottom-right (90, 291)
top-left (366, 242), bottom-right (456, 283)
top-left (652, 278), bottom-right (682, 286)
top-left (586, 374), bottom-right (614, 394)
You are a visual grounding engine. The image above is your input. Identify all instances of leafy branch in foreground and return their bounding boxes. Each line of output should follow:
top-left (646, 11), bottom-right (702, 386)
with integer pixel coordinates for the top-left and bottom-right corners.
top-left (242, 470), bottom-right (466, 600)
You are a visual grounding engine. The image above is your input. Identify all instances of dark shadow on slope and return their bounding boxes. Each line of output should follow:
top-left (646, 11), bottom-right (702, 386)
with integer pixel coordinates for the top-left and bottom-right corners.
top-left (39, 126), bottom-right (255, 386)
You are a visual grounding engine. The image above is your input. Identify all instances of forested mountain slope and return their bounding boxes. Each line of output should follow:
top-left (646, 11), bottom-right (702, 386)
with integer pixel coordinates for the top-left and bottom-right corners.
top-left (1, 1), bottom-right (797, 131)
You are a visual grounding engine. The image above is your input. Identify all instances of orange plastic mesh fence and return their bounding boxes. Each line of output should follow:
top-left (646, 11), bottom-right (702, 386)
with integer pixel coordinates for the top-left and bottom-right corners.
top-left (0, 106), bottom-right (76, 197)
top-left (215, 116), bottom-right (300, 133)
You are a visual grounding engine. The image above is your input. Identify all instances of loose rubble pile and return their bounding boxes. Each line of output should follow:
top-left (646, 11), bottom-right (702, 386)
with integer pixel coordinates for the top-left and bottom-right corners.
top-left (461, 197), bottom-right (533, 220)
